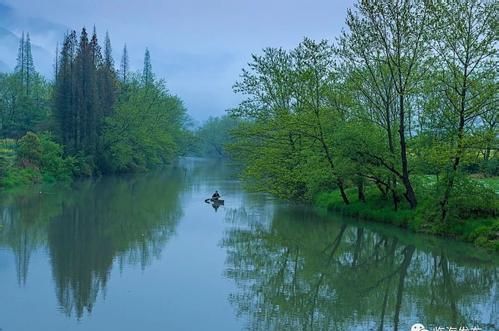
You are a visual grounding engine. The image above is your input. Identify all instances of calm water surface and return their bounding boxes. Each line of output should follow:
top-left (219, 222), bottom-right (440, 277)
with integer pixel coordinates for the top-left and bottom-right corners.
top-left (0, 158), bottom-right (497, 331)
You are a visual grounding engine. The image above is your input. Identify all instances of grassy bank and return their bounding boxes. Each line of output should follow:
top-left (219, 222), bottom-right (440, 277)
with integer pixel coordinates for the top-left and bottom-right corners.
top-left (314, 178), bottom-right (499, 251)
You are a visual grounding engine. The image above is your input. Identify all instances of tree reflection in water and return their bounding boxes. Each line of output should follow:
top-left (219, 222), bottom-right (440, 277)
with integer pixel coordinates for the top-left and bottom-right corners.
top-left (222, 205), bottom-right (498, 331)
top-left (0, 167), bottom-right (184, 319)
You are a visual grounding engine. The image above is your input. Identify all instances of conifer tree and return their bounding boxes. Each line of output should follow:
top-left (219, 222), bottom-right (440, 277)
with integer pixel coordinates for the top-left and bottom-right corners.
top-left (14, 32), bottom-right (35, 96)
top-left (15, 32), bottom-right (25, 79)
top-left (24, 33), bottom-right (34, 96)
top-left (55, 30), bottom-right (78, 152)
top-left (99, 32), bottom-right (117, 121)
top-left (54, 43), bottom-right (59, 77)
top-left (104, 32), bottom-right (113, 69)
top-left (90, 27), bottom-right (102, 67)
top-left (142, 48), bottom-right (153, 87)
top-left (119, 44), bottom-right (129, 84)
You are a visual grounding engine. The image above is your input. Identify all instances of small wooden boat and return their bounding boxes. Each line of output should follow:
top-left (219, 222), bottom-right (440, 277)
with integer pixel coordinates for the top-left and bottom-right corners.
top-left (205, 198), bottom-right (224, 205)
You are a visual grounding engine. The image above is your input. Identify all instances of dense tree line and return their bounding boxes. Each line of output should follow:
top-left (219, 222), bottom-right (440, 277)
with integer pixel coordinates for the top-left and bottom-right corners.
top-left (54, 28), bottom-right (188, 174)
top-left (194, 115), bottom-right (241, 158)
top-left (229, 0), bottom-right (497, 227)
top-left (1, 26), bottom-right (189, 186)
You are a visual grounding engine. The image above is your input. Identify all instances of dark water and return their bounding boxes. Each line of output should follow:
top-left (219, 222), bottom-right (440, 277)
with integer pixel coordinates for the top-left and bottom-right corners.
top-left (0, 158), bottom-right (497, 331)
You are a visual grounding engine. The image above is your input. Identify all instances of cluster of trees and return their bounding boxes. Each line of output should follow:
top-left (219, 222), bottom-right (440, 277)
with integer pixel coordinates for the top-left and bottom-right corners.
top-left (194, 115), bottom-right (241, 158)
top-left (0, 26), bottom-right (189, 186)
top-left (229, 0), bottom-right (497, 224)
top-left (54, 28), bottom-right (188, 174)
top-left (0, 32), bottom-right (50, 138)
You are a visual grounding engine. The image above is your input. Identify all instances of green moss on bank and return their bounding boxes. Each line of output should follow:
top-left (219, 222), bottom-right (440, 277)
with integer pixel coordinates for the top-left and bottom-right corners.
top-left (315, 184), bottom-right (499, 252)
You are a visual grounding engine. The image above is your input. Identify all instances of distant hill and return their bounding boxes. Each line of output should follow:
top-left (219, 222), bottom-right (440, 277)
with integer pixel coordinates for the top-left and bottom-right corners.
top-left (0, 26), bottom-right (19, 70)
top-left (0, 2), bottom-right (66, 78)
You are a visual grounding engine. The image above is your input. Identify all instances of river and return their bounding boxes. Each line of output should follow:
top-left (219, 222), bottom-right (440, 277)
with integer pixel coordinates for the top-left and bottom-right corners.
top-left (0, 158), bottom-right (497, 331)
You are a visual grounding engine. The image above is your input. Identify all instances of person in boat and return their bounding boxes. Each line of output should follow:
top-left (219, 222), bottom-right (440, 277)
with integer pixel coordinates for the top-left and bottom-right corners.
top-left (212, 190), bottom-right (220, 200)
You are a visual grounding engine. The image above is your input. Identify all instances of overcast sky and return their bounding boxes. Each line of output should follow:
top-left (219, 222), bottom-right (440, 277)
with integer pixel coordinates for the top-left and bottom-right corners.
top-left (2, 0), bottom-right (354, 123)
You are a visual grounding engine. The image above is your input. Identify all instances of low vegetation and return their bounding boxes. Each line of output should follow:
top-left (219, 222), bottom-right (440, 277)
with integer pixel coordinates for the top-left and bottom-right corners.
top-left (315, 177), bottom-right (499, 250)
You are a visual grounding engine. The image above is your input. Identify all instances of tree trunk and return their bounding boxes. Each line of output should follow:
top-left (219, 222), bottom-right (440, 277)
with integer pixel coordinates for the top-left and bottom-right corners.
top-left (337, 178), bottom-right (350, 205)
top-left (440, 114), bottom-right (465, 223)
top-left (357, 179), bottom-right (366, 203)
top-left (440, 66), bottom-right (468, 222)
top-left (375, 181), bottom-right (388, 200)
top-left (398, 94), bottom-right (417, 209)
top-left (388, 177), bottom-right (400, 211)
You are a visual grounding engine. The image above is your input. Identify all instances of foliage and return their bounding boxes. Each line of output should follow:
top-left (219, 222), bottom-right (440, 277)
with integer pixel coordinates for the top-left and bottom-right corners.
top-left (52, 28), bottom-right (189, 176)
top-left (0, 32), bottom-right (50, 138)
top-left (0, 26), bottom-right (190, 184)
top-left (194, 115), bottom-right (241, 158)
top-left (102, 75), bottom-right (188, 173)
top-left (39, 133), bottom-right (75, 181)
top-left (16, 131), bottom-right (42, 168)
top-left (229, 0), bottom-right (498, 232)
top-left (314, 183), bottom-right (498, 250)
top-left (480, 158), bottom-right (499, 177)
top-left (0, 132), bottom-right (75, 188)
top-left (0, 72), bottom-right (50, 139)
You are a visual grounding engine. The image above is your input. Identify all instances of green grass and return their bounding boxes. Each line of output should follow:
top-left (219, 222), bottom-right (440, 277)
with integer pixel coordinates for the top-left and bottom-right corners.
top-left (476, 176), bottom-right (499, 193)
top-left (315, 187), bottom-right (415, 227)
top-left (315, 182), bottom-right (499, 251)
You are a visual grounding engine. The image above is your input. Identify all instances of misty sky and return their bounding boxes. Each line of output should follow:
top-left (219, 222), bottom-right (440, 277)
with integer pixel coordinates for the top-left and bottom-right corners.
top-left (2, 0), bottom-right (354, 123)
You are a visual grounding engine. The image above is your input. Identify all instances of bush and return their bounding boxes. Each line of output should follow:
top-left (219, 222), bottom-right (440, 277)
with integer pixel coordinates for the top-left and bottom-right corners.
top-left (39, 133), bottom-right (74, 181)
top-left (0, 167), bottom-right (41, 188)
top-left (0, 152), bottom-right (11, 175)
top-left (0, 132), bottom-right (75, 188)
top-left (71, 153), bottom-right (95, 177)
top-left (16, 131), bottom-right (42, 168)
top-left (480, 158), bottom-right (499, 176)
top-left (449, 177), bottom-right (498, 219)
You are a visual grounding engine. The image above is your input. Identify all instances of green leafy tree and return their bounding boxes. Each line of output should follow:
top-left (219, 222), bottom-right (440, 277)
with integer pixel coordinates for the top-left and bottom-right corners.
top-left (428, 0), bottom-right (498, 222)
top-left (102, 75), bottom-right (187, 172)
top-left (340, 0), bottom-right (434, 209)
top-left (195, 115), bottom-right (241, 158)
top-left (16, 131), bottom-right (42, 168)
top-left (0, 32), bottom-right (50, 138)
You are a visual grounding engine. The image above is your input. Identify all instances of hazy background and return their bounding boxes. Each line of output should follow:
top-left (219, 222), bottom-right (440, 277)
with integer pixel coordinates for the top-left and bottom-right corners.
top-left (0, 0), bottom-right (353, 123)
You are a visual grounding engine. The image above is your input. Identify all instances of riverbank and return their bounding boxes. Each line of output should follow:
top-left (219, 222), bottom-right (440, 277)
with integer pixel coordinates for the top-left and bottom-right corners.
top-left (314, 178), bottom-right (499, 251)
top-left (0, 133), bottom-right (179, 191)
top-left (0, 135), bottom-right (75, 190)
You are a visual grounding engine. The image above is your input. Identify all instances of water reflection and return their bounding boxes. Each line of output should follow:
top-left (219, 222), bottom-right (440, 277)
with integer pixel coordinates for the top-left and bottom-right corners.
top-left (223, 205), bottom-right (498, 331)
top-left (0, 167), bottom-right (184, 318)
top-left (0, 159), bottom-right (497, 330)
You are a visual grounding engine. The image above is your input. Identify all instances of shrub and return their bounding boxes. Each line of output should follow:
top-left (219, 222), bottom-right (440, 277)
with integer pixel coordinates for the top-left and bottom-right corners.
top-left (16, 132), bottom-right (42, 168)
top-left (0, 167), bottom-right (41, 188)
top-left (480, 158), bottom-right (499, 176)
top-left (449, 177), bottom-right (498, 219)
top-left (71, 153), bottom-right (95, 177)
top-left (39, 133), bottom-right (73, 181)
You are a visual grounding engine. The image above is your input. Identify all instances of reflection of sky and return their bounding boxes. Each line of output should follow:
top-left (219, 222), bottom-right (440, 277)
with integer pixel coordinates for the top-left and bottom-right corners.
top-left (0, 248), bottom-right (11, 271)
top-left (1, 0), bottom-right (354, 122)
